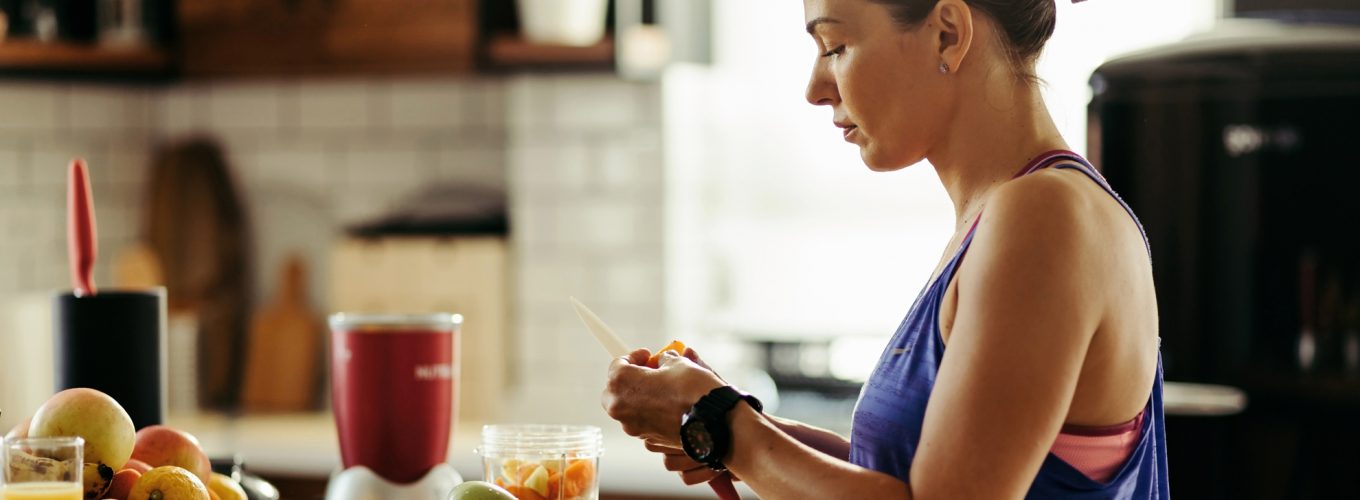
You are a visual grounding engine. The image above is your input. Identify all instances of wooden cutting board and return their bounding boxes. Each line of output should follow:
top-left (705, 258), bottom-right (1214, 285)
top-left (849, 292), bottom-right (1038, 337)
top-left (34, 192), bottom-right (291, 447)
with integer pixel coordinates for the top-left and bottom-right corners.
top-left (241, 254), bottom-right (321, 412)
top-left (143, 138), bottom-right (252, 410)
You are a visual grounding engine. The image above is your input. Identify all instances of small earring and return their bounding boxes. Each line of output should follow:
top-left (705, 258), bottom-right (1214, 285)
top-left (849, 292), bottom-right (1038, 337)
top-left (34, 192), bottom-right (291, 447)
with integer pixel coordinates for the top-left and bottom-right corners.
top-left (939, 61), bottom-right (950, 74)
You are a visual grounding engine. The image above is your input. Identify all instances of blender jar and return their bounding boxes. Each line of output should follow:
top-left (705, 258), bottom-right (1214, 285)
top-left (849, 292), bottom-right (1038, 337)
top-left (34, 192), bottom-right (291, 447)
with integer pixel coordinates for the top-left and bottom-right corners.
top-left (475, 424), bottom-right (603, 500)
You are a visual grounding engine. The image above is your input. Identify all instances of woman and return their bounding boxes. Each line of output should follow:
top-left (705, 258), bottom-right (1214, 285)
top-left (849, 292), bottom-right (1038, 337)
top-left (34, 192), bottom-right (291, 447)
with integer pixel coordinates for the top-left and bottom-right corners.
top-left (602, 0), bottom-right (1168, 498)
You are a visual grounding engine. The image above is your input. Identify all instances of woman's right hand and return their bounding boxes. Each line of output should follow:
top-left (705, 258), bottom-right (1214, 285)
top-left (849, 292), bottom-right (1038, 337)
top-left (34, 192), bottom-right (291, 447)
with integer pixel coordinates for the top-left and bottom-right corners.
top-left (641, 347), bottom-right (735, 485)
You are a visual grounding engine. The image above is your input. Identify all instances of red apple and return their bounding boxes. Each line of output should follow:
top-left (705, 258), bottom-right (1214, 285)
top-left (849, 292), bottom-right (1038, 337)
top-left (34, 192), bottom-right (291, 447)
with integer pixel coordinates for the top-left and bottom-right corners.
top-left (124, 458), bottom-right (153, 474)
top-left (4, 416), bottom-right (30, 441)
top-left (105, 468), bottom-right (142, 499)
top-left (131, 425), bottom-right (212, 483)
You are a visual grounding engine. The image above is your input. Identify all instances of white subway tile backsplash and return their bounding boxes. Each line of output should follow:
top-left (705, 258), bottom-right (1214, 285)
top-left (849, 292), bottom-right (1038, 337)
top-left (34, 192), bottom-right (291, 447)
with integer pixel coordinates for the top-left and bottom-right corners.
top-left (255, 146), bottom-right (330, 190)
top-left (506, 75), bottom-right (557, 128)
top-left (516, 261), bottom-right (593, 305)
top-left (596, 140), bottom-right (664, 192)
top-left (435, 148), bottom-right (505, 189)
top-left (0, 246), bottom-right (28, 293)
top-left (551, 75), bottom-right (639, 129)
top-left (389, 80), bottom-right (465, 129)
top-left (158, 85), bottom-right (209, 136)
top-left (330, 183), bottom-right (408, 225)
top-left (64, 86), bottom-right (152, 132)
top-left (518, 324), bottom-right (569, 368)
top-left (100, 147), bottom-right (152, 189)
top-left (298, 81), bottom-right (372, 130)
top-left (11, 192), bottom-right (62, 244)
top-left (568, 200), bottom-right (640, 250)
top-left (0, 149), bottom-right (23, 188)
top-left (65, 87), bottom-right (128, 131)
top-left (509, 197), bottom-right (554, 245)
top-left (0, 84), bottom-right (61, 131)
top-left (601, 258), bottom-right (661, 304)
top-left (30, 146), bottom-right (96, 187)
top-left (208, 84), bottom-right (281, 130)
top-left (1, 74), bottom-right (668, 404)
top-left (511, 143), bottom-right (590, 192)
top-left (30, 250), bottom-right (68, 291)
top-left (341, 146), bottom-right (427, 186)
top-left (465, 78), bottom-right (508, 129)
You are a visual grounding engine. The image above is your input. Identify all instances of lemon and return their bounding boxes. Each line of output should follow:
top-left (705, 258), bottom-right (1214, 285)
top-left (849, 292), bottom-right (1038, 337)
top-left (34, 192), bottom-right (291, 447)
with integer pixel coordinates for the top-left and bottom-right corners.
top-left (208, 472), bottom-right (248, 500)
top-left (129, 465), bottom-right (211, 500)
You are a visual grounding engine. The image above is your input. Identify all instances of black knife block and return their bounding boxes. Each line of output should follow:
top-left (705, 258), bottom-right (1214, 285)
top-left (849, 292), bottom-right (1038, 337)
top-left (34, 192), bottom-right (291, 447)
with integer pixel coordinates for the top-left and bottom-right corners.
top-left (53, 288), bottom-right (166, 429)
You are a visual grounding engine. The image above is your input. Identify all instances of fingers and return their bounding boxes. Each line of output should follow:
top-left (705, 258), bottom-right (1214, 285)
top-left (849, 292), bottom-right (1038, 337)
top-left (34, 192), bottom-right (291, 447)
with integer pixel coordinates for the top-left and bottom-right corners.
top-left (682, 347), bottom-right (707, 366)
top-left (662, 452), bottom-right (704, 472)
top-left (657, 348), bottom-right (685, 367)
top-left (680, 466), bottom-right (722, 485)
top-left (683, 347), bottom-right (723, 378)
top-left (643, 440), bottom-right (682, 453)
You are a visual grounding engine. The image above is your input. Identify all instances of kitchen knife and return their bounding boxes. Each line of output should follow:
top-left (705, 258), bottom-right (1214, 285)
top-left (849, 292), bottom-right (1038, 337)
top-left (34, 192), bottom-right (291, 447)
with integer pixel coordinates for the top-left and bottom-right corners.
top-left (569, 296), bottom-right (742, 500)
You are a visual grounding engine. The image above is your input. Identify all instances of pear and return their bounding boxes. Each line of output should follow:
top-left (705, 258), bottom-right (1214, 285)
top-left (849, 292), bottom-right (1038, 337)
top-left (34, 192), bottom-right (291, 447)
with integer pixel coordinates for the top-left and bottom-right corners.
top-left (448, 481), bottom-right (517, 500)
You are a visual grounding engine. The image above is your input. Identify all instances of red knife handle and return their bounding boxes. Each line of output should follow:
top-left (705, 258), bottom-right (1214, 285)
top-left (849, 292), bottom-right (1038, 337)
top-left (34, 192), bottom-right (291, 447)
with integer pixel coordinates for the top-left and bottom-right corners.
top-left (68, 158), bottom-right (97, 296)
top-left (709, 473), bottom-right (741, 500)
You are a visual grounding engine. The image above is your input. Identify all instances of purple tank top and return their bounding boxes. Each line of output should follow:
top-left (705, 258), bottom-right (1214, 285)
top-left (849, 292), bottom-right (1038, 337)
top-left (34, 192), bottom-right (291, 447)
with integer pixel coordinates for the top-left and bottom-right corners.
top-left (848, 150), bottom-right (1170, 499)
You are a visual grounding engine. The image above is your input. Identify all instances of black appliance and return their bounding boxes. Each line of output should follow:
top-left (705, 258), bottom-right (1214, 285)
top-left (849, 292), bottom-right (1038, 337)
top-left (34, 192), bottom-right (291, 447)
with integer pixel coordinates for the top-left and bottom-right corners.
top-left (1090, 20), bottom-right (1360, 499)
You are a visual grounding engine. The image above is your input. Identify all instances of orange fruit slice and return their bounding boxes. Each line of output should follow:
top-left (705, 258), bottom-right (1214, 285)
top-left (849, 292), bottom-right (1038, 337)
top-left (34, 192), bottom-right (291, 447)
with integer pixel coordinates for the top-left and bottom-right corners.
top-left (646, 340), bottom-right (686, 368)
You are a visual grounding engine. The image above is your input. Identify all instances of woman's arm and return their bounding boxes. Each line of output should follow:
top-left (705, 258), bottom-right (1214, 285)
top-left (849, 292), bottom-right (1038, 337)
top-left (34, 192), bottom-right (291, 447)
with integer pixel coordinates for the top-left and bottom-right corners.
top-left (724, 403), bottom-right (911, 499)
top-left (764, 414), bottom-right (851, 461)
top-left (605, 174), bottom-right (1102, 499)
top-left (642, 413), bottom-right (850, 485)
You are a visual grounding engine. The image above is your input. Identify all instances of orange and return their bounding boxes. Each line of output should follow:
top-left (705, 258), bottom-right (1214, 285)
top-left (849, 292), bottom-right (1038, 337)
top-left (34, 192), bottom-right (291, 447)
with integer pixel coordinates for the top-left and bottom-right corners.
top-left (128, 465), bottom-right (211, 500)
top-left (562, 459), bottom-right (596, 498)
top-left (504, 485), bottom-right (547, 500)
top-left (646, 340), bottom-right (686, 368)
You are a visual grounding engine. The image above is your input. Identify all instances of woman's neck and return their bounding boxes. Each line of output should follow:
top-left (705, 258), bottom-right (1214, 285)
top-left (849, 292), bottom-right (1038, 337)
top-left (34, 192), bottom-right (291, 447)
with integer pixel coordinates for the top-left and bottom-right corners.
top-left (928, 80), bottom-right (1070, 230)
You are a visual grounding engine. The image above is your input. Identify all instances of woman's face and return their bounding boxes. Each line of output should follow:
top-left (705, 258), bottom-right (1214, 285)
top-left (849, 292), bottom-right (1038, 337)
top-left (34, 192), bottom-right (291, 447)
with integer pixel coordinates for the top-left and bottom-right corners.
top-left (803, 0), bottom-right (955, 171)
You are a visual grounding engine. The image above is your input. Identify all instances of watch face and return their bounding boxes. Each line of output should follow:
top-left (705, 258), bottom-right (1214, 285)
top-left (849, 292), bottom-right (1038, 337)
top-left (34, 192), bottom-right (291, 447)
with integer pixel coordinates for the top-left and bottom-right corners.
top-left (684, 419), bottom-right (714, 458)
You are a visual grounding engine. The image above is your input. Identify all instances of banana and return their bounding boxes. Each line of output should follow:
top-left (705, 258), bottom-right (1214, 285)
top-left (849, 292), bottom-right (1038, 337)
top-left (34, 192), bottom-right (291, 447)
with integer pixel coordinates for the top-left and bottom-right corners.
top-left (83, 462), bottom-right (113, 500)
top-left (6, 450), bottom-right (111, 499)
top-left (5, 449), bottom-right (73, 482)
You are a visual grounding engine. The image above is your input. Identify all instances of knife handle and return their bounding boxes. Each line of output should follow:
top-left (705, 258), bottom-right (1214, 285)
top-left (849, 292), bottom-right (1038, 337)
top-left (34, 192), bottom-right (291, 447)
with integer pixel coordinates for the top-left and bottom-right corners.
top-left (710, 473), bottom-right (741, 500)
top-left (68, 158), bottom-right (97, 296)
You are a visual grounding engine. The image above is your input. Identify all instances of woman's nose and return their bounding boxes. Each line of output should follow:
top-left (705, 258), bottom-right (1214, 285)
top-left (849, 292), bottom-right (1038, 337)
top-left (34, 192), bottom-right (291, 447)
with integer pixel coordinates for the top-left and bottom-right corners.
top-left (806, 66), bottom-right (837, 107)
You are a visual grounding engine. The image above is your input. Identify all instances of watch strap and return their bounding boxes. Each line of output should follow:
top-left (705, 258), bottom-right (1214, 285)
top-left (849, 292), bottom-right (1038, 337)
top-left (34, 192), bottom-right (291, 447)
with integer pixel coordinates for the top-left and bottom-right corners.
top-left (682, 386), bottom-right (763, 471)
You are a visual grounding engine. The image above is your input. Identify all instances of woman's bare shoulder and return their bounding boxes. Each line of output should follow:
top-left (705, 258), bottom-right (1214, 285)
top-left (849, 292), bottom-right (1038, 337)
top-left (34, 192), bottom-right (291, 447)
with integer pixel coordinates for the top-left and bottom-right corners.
top-left (978, 168), bottom-right (1107, 255)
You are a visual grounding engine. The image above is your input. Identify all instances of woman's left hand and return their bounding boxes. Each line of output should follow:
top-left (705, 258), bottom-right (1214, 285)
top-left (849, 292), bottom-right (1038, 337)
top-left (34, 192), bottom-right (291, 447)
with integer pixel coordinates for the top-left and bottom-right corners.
top-left (602, 348), bottom-right (726, 448)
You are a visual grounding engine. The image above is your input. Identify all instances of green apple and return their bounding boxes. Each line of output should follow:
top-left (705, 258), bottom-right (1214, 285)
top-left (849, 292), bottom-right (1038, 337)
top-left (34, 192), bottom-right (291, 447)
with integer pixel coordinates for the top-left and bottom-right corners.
top-left (28, 388), bottom-right (135, 470)
top-left (448, 481), bottom-right (517, 500)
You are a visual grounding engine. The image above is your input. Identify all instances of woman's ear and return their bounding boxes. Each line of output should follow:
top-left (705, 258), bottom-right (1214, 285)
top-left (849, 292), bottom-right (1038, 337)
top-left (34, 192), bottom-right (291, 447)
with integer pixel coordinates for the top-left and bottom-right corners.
top-left (933, 0), bottom-right (973, 73)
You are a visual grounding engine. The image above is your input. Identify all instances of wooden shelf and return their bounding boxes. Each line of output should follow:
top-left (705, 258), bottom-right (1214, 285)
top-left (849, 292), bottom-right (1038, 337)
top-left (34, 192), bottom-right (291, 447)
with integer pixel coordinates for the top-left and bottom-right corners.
top-left (483, 34), bottom-right (614, 70)
top-left (0, 39), bottom-right (171, 77)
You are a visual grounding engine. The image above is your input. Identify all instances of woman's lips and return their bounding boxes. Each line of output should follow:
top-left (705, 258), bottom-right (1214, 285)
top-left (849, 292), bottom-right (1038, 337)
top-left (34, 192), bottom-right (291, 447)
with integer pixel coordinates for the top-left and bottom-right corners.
top-left (842, 126), bottom-right (858, 142)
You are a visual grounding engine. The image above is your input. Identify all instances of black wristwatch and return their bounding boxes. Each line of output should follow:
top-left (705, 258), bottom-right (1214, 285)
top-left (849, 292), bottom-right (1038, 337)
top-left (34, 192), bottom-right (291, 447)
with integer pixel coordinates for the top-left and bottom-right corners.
top-left (679, 386), bottom-right (763, 471)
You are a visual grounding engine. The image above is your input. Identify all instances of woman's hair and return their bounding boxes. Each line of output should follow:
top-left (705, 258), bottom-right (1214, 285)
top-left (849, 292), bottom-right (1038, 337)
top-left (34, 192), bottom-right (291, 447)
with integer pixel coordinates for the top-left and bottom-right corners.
top-left (870, 0), bottom-right (1056, 83)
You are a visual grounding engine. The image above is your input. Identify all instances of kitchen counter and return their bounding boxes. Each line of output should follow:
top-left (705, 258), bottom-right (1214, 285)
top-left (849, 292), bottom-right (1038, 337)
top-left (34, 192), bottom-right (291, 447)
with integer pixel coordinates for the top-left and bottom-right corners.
top-left (167, 413), bottom-right (755, 499)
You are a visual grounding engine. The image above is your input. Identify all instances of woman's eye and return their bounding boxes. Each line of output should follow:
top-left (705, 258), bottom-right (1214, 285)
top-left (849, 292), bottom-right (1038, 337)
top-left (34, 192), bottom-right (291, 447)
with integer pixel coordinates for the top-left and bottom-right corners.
top-left (821, 45), bottom-right (845, 58)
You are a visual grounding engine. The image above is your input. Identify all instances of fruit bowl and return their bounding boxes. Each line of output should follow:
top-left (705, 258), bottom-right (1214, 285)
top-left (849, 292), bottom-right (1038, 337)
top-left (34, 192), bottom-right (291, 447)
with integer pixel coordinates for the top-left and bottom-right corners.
top-left (211, 455), bottom-right (280, 500)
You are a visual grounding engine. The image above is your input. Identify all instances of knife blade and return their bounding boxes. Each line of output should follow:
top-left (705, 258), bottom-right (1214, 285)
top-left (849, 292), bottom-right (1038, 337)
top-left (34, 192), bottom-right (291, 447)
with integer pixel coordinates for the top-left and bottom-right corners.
top-left (570, 296), bottom-right (631, 358)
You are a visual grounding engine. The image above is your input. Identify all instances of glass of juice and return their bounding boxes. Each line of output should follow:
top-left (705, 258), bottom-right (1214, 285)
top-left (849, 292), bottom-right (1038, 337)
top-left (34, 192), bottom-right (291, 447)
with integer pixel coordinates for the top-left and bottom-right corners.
top-left (1, 436), bottom-right (83, 500)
